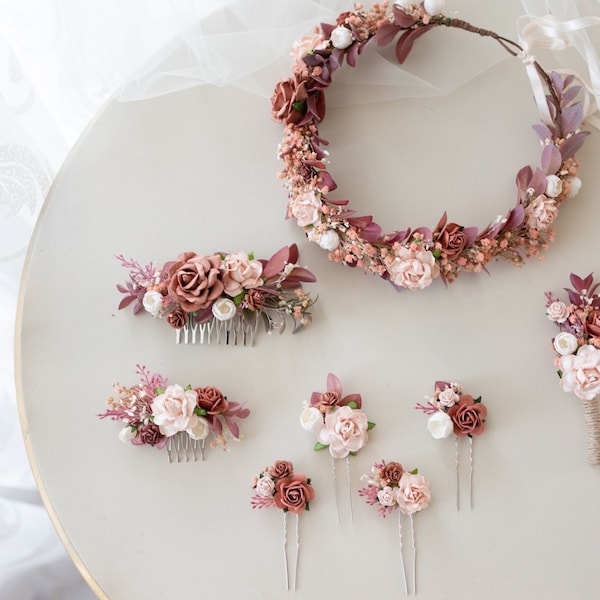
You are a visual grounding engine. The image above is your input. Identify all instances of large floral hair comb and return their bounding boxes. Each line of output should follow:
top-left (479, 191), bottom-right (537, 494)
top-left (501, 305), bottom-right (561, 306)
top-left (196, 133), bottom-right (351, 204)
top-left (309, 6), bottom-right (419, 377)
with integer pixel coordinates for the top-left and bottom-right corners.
top-left (358, 459), bottom-right (431, 595)
top-left (416, 381), bottom-right (487, 509)
top-left (98, 365), bottom-right (249, 462)
top-left (116, 244), bottom-right (317, 345)
top-left (300, 373), bottom-right (375, 522)
top-left (251, 460), bottom-right (315, 591)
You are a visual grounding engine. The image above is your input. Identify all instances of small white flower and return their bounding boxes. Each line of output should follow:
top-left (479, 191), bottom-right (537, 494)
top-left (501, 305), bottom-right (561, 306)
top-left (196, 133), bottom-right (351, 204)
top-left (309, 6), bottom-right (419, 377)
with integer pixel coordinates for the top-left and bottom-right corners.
top-left (142, 290), bottom-right (163, 317)
top-left (394, 0), bottom-right (416, 9)
top-left (553, 331), bottom-right (579, 356)
top-left (317, 230), bottom-right (340, 251)
top-left (212, 297), bottom-right (236, 321)
top-left (330, 26), bottom-right (353, 49)
top-left (187, 416), bottom-right (210, 440)
top-left (423, 0), bottom-right (445, 15)
top-left (427, 411), bottom-right (453, 439)
top-left (300, 406), bottom-right (323, 433)
top-left (566, 176), bottom-right (582, 198)
top-left (547, 301), bottom-right (569, 323)
top-left (545, 174), bottom-right (563, 198)
top-left (118, 426), bottom-right (136, 443)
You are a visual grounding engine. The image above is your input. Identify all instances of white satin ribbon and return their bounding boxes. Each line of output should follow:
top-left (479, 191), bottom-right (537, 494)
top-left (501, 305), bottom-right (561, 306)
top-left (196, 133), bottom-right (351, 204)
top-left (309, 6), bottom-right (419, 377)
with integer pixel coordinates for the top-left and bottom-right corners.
top-left (518, 12), bottom-right (600, 129)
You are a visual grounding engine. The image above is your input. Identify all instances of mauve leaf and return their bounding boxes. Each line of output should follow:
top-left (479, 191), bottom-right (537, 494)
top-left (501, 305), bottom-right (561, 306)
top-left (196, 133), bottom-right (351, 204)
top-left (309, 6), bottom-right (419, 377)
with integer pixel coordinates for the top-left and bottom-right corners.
top-left (348, 215), bottom-right (373, 229)
top-left (541, 144), bottom-right (562, 175)
top-left (225, 417), bottom-right (240, 439)
top-left (132, 301), bottom-right (144, 315)
top-left (376, 23), bottom-right (401, 46)
top-left (288, 243), bottom-right (299, 265)
top-left (118, 296), bottom-right (136, 310)
top-left (563, 74), bottom-right (576, 88)
top-left (340, 393), bottom-right (362, 409)
top-left (195, 306), bottom-right (213, 323)
top-left (317, 170), bottom-right (337, 191)
top-left (116, 284), bottom-right (129, 293)
top-left (327, 373), bottom-right (342, 396)
top-left (561, 85), bottom-right (581, 106)
top-left (262, 246), bottom-right (291, 279)
top-left (285, 266), bottom-right (317, 283)
top-left (434, 211), bottom-right (448, 232)
top-left (530, 168), bottom-right (547, 196)
top-left (463, 226), bottom-right (478, 246)
top-left (357, 36), bottom-right (374, 55)
top-left (532, 124), bottom-right (551, 142)
top-left (211, 416), bottom-right (223, 436)
top-left (395, 25), bottom-right (433, 64)
top-left (551, 71), bottom-right (564, 95)
top-left (392, 5), bottom-right (418, 27)
top-left (361, 221), bottom-right (382, 242)
top-left (561, 103), bottom-right (584, 134)
top-left (310, 391), bottom-right (321, 406)
top-left (326, 198), bottom-right (349, 206)
top-left (435, 380), bottom-right (450, 392)
top-left (560, 131), bottom-right (590, 160)
top-left (413, 226), bottom-right (432, 242)
top-left (321, 22), bottom-right (335, 38)
top-left (502, 204), bottom-right (525, 232)
top-left (516, 165), bottom-right (533, 193)
top-left (346, 43), bottom-right (359, 67)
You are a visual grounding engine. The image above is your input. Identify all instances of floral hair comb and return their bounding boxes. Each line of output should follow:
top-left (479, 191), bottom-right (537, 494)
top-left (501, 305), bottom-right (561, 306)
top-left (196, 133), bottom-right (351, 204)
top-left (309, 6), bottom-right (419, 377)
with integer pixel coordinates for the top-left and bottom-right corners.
top-left (416, 381), bottom-right (487, 509)
top-left (116, 244), bottom-right (317, 345)
top-left (251, 460), bottom-right (315, 591)
top-left (300, 373), bottom-right (375, 522)
top-left (545, 272), bottom-right (600, 464)
top-left (358, 459), bottom-right (431, 595)
top-left (98, 365), bottom-right (250, 462)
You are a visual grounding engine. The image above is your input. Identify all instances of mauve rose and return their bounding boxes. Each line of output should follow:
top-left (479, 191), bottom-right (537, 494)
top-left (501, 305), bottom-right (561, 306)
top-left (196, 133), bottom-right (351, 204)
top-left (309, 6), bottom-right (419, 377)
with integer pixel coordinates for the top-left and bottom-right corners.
top-left (245, 289), bottom-right (265, 311)
top-left (167, 252), bottom-right (224, 312)
top-left (382, 462), bottom-right (404, 485)
top-left (269, 460), bottom-right (294, 479)
top-left (447, 394), bottom-right (487, 437)
top-left (559, 344), bottom-right (600, 400)
top-left (318, 406), bottom-right (369, 459)
top-left (167, 307), bottom-right (187, 329)
top-left (317, 391), bottom-right (340, 409)
top-left (195, 386), bottom-right (228, 415)
top-left (586, 311), bottom-right (600, 338)
top-left (438, 222), bottom-right (468, 258)
top-left (274, 473), bottom-right (315, 514)
top-left (271, 76), bottom-right (308, 124)
top-left (395, 473), bottom-right (431, 515)
top-left (137, 423), bottom-right (163, 446)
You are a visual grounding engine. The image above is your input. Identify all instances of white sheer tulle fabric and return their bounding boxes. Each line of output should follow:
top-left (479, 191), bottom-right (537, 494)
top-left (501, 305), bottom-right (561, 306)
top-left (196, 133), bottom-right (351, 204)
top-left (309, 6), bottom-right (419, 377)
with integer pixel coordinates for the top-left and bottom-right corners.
top-left (0, 1), bottom-right (598, 598)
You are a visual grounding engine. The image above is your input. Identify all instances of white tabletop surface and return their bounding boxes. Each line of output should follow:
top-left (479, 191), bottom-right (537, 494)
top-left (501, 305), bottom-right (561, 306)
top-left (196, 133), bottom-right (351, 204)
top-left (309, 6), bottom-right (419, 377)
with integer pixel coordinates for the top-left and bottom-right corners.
top-left (16, 2), bottom-right (600, 598)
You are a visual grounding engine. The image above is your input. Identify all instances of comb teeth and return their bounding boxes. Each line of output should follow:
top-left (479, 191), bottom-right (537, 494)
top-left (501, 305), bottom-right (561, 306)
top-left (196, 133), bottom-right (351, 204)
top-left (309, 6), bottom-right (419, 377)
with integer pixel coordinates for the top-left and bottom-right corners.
top-left (165, 432), bottom-right (205, 462)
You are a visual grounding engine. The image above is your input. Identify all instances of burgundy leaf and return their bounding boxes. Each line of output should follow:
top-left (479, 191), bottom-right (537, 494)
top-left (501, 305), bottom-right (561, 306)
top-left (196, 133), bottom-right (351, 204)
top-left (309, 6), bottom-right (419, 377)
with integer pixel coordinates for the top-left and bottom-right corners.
top-left (225, 416), bottom-right (240, 439)
top-left (376, 23), bottom-right (401, 46)
top-left (339, 393), bottom-right (362, 409)
top-left (317, 170), bottom-right (338, 191)
top-left (262, 246), bottom-right (291, 279)
top-left (321, 22), bottom-right (335, 38)
top-left (346, 42), bottom-right (360, 67)
top-left (348, 215), bottom-right (374, 229)
top-left (285, 266), bottom-right (317, 283)
top-left (392, 5), bottom-right (418, 27)
top-left (561, 103), bottom-right (584, 134)
top-left (395, 26), bottom-right (433, 64)
top-left (211, 415), bottom-right (223, 436)
top-left (541, 144), bottom-right (562, 175)
top-left (326, 198), bottom-right (349, 206)
top-left (288, 243), bottom-right (299, 265)
top-left (502, 204), bottom-right (525, 232)
top-left (559, 131), bottom-right (590, 160)
top-left (118, 296), bottom-right (137, 310)
top-left (361, 221), bottom-right (383, 242)
top-left (116, 284), bottom-right (130, 293)
top-left (570, 272), bottom-right (593, 292)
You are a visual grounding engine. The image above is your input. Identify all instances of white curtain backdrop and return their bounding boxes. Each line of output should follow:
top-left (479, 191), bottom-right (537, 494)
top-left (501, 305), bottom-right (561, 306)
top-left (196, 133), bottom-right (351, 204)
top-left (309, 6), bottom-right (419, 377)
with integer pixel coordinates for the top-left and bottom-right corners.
top-left (0, 1), bottom-right (597, 597)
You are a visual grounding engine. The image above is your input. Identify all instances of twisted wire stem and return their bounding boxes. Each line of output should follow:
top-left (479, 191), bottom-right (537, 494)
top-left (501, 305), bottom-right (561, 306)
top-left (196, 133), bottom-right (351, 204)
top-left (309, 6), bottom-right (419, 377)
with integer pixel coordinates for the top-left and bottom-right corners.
top-left (331, 455), bottom-right (340, 524)
top-left (398, 511), bottom-right (409, 595)
top-left (346, 456), bottom-right (354, 523)
top-left (469, 436), bottom-right (474, 509)
top-left (409, 514), bottom-right (417, 596)
top-left (283, 512), bottom-right (289, 591)
top-left (294, 514), bottom-right (300, 591)
top-left (455, 436), bottom-right (460, 511)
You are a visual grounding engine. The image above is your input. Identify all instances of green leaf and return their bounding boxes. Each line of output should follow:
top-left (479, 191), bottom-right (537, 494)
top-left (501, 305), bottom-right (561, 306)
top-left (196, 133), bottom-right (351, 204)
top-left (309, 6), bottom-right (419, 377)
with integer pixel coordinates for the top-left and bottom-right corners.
top-left (347, 401), bottom-right (358, 409)
top-left (248, 252), bottom-right (255, 260)
top-left (305, 504), bottom-right (310, 512)
top-left (314, 442), bottom-right (328, 451)
top-left (292, 99), bottom-right (306, 113)
top-left (185, 384), bottom-right (192, 391)
top-left (474, 396), bottom-right (482, 404)
top-left (410, 468), bottom-right (418, 475)
top-left (155, 387), bottom-right (165, 396)
top-left (367, 421), bottom-right (376, 430)
top-left (349, 451), bottom-right (357, 456)
top-left (233, 291), bottom-right (246, 307)
top-left (432, 248), bottom-right (442, 259)
top-left (557, 370), bottom-right (563, 378)
top-left (193, 407), bottom-right (207, 417)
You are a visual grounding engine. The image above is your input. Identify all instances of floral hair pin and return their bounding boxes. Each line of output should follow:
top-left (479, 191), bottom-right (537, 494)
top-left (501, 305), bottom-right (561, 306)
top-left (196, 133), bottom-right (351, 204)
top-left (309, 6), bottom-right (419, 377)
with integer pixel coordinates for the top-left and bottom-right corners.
top-left (300, 373), bottom-right (375, 522)
top-left (116, 244), bottom-right (317, 345)
top-left (358, 459), bottom-right (431, 595)
top-left (416, 381), bottom-right (487, 509)
top-left (545, 272), bottom-right (600, 464)
top-left (251, 460), bottom-right (315, 591)
top-left (98, 365), bottom-right (250, 462)
top-left (274, 1), bottom-right (588, 293)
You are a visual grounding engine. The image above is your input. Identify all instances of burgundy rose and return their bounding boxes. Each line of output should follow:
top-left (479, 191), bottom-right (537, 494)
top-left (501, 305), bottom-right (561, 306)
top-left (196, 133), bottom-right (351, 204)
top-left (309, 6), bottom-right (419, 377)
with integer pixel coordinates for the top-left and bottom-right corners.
top-left (381, 461), bottom-right (404, 485)
top-left (167, 252), bottom-right (224, 312)
top-left (195, 386), bottom-right (228, 415)
top-left (137, 423), bottom-right (164, 446)
top-left (447, 394), bottom-right (487, 437)
top-left (586, 310), bottom-right (600, 338)
top-left (166, 307), bottom-right (187, 329)
top-left (438, 222), bottom-right (469, 258)
top-left (274, 473), bottom-right (315, 514)
top-left (244, 288), bottom-right (265, 311)
top-left (269, 460), bottom-right (294, 479)
top-left (271, 76), bottom-right (308, 124)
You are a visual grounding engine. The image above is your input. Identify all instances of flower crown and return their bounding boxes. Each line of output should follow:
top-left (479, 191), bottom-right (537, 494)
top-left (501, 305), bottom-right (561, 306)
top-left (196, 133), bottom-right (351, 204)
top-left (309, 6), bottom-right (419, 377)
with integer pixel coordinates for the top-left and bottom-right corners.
top-left (274, 1), bottom-right (588, 292)
top-left (116, 244), bottom-right (317, 345)
top-left (98, 365), bottom-right (249, 461)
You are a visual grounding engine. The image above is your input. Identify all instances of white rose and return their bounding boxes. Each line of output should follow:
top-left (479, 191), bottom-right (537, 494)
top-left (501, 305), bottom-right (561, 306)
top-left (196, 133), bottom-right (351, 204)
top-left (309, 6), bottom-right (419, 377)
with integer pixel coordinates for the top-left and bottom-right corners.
top-left (424, 0), bottom-right (445, 15)
top-left (317, 230), bottom-right (340, 251)
top-left (330, 26), bottom-right (353, 49)
top-left (553, 332), bottom-right (579, 356)
top-left (187, 416), bottom-right (210, 440)
top-left (566, 176), bottom-right (582, 198)
top-left (559, 344), bottom-right (600, 400)
top-left (427, 410), bottom-right (454, 439)
top-left (212, 297), bottom-right (236, 321)
top-left (118, 426), bottom-right (136, 443)
top-left (142, 290), bottom-right (163, 317)
top-left (545, 174), bottom-right (563, 198)
top-left (377, 486), bottom-right (397, 507)
top-left (547, 301), bottom-right (569, 323)
top-left (256, 476), bottom-right (276, 499)
top-left (394, 0), bottom-right (416, 9)
top-left (299, 406), bottom-right (324, 433)
top-left (437, 388), bottom-right (459, 408)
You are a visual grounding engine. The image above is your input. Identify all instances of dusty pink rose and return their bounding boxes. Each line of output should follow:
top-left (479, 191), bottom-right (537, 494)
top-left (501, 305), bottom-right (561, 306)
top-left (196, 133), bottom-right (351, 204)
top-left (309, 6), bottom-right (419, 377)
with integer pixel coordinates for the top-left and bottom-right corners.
top-left (166, 307), bottom-right (187, 329)
top-left (559, 344), bottom-right (600, 400)
top-left (291, 33), bottom-right (325, 62)
top-left (136, 423), bottom-right (164, 446)
top-left (244, 288), bottom-right (265, 311)
top-left (381, 462), bottom-right (404, 485)
top-left (586, 310), bottom-right (600, 338)
top-left (167, 252), bottom-right (224, 312)
top-left (289, 191), bottom-right (322, 227)
top-left (438, 222), bottom-right (469, 258)
top-left (221, 251), bottom-right (263, 297)
top-left (318, 405), bottom-right (369, 459)
top-left (447, 394), bottom-right (487, 437)
top-left (274, 473), bottom-right (315, 514)
top-left (269, 460), bottom-right (294, 479)
top-left (525, 195), bottom-right (557, 230)
top-left (547, 301), bottom-right (569, 323)
top-left (195, 386), bottom-right (228, 415)
top-left (395, 473), bottom-right (431, 515)
top-left (387, 246), bottom-right (440, 290)
top-left (271, 76), bottom-right (309, 124)
top-left (151, 384), bottom-right (199, 437)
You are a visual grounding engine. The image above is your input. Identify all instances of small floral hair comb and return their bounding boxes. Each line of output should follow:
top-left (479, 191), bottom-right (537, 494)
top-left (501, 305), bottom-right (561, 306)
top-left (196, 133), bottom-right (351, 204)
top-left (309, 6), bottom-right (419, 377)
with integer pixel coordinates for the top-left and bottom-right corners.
top-left (300, 373), bottom-right (375, 522)
top-left (251, 460), bottom-right (315, 591)
top-left (416, 381), bottom-right (487, 509)
top-left (545, 272), bottom-right (600, 464)
top-left (98, 365), bottom-right (250, 462)
top-left (116, 244), bottom-right (317, 345)
top-left (358, 459), bottom-right (431, 595)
